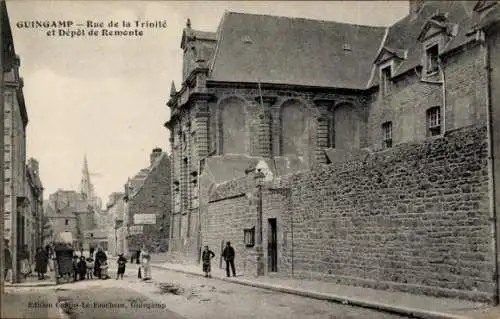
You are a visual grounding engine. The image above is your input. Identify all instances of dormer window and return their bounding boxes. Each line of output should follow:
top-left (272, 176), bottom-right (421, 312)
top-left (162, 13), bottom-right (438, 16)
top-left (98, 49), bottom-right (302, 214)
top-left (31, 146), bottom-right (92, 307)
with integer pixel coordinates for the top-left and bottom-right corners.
top-left (426, 44), bottom-right (439, 74)
top-left (381, 65), bottom-right (392, 95)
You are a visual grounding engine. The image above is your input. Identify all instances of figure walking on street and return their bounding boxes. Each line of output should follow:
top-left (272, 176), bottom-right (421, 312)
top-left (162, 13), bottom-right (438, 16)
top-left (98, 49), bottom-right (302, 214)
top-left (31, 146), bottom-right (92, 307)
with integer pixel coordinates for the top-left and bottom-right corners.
top-left (35, 247), bottom-right (48, 280)
top-left (222, 241), bottom-right (236, 277)
top-left (72, 255), bottom-right (79, 281)
top-left (116, 253), bottom-right (127, 280)
top-left (20, 245), bottom-right (31, 279)
top-left (94, 247), bottom-right (107, 279)
top-left (140, 246), bottom-right (152, 280)
top-left (136, 249), bottom-right (141, 264)
top-left (202, 246), bottom-right (215, 278)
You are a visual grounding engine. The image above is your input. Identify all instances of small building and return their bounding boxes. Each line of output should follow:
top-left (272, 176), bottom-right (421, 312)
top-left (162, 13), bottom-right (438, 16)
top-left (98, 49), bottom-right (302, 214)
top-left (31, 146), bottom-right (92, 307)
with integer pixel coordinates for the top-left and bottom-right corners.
top-left (123, 148), bottom-right (171, 254)
top-left (44, 189), bottom-right (95, 250)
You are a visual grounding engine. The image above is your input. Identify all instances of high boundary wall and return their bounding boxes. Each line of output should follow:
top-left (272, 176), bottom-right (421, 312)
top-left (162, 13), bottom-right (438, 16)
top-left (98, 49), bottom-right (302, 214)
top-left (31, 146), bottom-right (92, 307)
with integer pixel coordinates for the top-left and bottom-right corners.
top-left (201, 125), bottom-right (496, 302)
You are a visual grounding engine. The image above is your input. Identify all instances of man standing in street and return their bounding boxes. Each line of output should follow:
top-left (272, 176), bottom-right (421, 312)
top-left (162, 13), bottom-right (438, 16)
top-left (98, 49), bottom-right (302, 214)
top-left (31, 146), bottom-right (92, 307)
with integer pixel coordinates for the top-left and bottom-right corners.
top-left (222, 241), bottom-right (236, 277)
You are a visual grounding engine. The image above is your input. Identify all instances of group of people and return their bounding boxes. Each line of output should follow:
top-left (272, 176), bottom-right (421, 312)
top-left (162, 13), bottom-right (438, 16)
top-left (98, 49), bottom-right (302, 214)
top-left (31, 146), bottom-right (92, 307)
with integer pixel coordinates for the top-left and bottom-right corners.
top-left (4, 240), bottom-right (239, 283)
top-left (71, 247), bottom-right (110, 281)
top-left (202, 241), bottom-right (237, 278)
top-left (2, 239), bottom-right (54, 282)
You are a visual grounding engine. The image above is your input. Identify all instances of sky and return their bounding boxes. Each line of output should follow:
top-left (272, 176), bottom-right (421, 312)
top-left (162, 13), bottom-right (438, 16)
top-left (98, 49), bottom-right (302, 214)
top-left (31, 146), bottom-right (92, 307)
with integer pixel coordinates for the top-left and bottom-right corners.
top-left (6, 0), bottom-right (409, 204)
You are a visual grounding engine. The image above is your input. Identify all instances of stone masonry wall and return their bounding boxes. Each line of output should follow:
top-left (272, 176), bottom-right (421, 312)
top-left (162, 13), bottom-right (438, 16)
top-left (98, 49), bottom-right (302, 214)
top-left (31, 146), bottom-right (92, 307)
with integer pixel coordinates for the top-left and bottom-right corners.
top-left (202, 177), bottom-right (252, 272)
top-left (283, 125), bottom-right (494, 302)
top-left (202, 125), bottom-right (495, 302)
top-left (128, 155), bottom-right (171, 252)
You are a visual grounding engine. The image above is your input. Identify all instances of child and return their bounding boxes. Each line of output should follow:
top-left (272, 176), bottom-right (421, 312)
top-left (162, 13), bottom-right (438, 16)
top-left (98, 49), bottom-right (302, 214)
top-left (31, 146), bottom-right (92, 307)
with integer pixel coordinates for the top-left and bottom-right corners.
top-left (116, 254), bottom-right (127, 280)
top-left (78, 256), bottom-right (86, 280)
top-left (86, 257), bottom-right (94, 279)
top-left (72, 255), bottom-right (79, 282)
top-left (99, 260), bottom-right (109, 280)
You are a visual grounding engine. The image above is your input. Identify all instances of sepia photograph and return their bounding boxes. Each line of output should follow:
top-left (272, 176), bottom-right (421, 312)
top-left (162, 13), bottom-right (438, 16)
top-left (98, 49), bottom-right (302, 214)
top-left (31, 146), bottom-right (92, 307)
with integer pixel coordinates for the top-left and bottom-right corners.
top-left (1, 0), bottom-right (500, 318)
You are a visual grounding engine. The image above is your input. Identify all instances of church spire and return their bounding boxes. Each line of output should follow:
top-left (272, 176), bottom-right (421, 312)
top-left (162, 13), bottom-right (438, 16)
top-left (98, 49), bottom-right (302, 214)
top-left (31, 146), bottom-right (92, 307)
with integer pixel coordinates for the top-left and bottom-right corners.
top-left (80, 154), bottom-right (93, 200)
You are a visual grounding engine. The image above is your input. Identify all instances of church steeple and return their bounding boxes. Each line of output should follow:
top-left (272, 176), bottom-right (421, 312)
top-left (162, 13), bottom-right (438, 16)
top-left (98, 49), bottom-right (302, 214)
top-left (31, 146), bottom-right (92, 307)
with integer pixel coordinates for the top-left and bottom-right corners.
top-left (80, 154), bottom-right (93, 200)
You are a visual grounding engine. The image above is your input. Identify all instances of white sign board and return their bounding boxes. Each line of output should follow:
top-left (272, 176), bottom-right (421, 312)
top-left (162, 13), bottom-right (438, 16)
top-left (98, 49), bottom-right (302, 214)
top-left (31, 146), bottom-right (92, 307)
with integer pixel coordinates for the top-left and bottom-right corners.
top-left (57, 231), bottom-right (73, 244)
top-left (129, 225), bottom-right (144, 235)
top-left (133, 213), bottom-right (156, 225)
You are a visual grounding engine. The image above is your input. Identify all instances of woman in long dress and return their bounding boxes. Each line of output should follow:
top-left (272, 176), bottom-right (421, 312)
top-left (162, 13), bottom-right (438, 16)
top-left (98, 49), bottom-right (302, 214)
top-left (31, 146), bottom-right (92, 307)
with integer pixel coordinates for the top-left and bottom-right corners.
top-left (140, 246), bottom-right (152, 280)
top-left (35, 247), bottom-right (48, 280)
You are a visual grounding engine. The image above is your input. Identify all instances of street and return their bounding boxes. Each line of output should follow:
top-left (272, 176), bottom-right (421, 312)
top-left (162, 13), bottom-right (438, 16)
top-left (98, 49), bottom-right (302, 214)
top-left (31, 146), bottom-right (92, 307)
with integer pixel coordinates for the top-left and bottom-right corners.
top-left (4, 263), bottom-right (413, 319)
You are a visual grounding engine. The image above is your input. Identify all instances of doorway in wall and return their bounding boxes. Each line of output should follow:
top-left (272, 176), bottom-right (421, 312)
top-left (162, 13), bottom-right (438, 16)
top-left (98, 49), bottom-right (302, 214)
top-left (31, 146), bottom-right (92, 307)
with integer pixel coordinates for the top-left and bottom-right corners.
top-left (267, 218), bottom-right (277, 272)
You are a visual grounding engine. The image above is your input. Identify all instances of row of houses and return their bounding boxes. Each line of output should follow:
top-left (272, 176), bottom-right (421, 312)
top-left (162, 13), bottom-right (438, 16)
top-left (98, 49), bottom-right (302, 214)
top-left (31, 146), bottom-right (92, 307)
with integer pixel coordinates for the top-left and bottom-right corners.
top-left (164, 0), bottom-right (500, 304)
top-left (1, 1), bottom-right (45, 284)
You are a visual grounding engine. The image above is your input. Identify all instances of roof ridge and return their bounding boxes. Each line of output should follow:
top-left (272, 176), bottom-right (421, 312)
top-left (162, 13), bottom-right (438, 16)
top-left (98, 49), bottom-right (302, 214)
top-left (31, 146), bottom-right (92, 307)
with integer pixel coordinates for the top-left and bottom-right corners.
top-left (225, 10), bottom-right (387, 29)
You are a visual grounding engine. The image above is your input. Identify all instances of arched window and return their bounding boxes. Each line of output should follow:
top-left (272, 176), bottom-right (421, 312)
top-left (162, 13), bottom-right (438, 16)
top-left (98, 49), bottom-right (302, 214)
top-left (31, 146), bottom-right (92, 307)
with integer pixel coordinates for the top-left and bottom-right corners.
top-left (219, 97), bottom-right (247, 154)
top-left (280, 100), bottom-right (307, 156)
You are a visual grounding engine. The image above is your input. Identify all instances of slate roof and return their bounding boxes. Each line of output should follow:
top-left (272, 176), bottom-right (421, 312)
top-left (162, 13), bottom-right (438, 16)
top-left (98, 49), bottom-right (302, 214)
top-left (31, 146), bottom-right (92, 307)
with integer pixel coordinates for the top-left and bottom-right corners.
top-left (203, 2), bottom-right (498, 91)
top-left (373, 1), bottom-right (479, 84)
top-left (208, 12), bottom-right (386, 89)
top-left (126, 152), bottom-right (167, 199)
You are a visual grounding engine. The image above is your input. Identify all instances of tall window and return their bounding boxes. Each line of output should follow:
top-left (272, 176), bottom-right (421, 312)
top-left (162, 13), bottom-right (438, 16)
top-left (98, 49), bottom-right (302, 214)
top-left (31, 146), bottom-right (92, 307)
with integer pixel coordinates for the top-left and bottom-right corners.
top-left (382, 121), bottom-right (393, 148)
top-left (65, 219), bottom-right (69, 225)
top-left (426, 44), bottom-right (439, 74)
top-left (427, 106), bottom-right (442, 136)
top-left (381, 65), bottom-right (392, 95)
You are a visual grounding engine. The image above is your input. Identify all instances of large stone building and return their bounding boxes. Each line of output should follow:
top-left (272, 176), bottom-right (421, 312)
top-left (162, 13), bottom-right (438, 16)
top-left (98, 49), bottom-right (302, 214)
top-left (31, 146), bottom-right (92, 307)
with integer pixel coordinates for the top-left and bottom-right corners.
top-left (122, 148), bottom-right (171, 254)
top-left (25, 158), bottom-right (44, 263)
top-left (166, 1), bottom-right (500, 304)
top-left (2, 0), bottom-right (34, 283)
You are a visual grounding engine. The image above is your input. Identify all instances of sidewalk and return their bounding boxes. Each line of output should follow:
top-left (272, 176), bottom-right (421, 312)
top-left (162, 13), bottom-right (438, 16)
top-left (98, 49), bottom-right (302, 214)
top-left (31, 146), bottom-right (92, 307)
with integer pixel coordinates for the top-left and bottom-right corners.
top-left (4, 271), bottom-right (57, 287)
top-left (151, 262), bottom-right (500, 319)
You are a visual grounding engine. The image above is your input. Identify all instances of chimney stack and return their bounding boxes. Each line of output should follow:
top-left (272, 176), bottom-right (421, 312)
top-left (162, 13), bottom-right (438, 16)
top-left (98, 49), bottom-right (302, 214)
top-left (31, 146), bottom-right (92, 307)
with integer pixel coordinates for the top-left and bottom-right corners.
top-left (150, 148), bottom-right (163, 166)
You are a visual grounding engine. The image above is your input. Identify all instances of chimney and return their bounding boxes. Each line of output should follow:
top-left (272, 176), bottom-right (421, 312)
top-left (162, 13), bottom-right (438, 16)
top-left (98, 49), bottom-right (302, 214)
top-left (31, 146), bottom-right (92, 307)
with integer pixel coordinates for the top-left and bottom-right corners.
top-left (409, 0), bottom-right (425, 16)
top-left (150, 148), bottom-right (163, 166)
